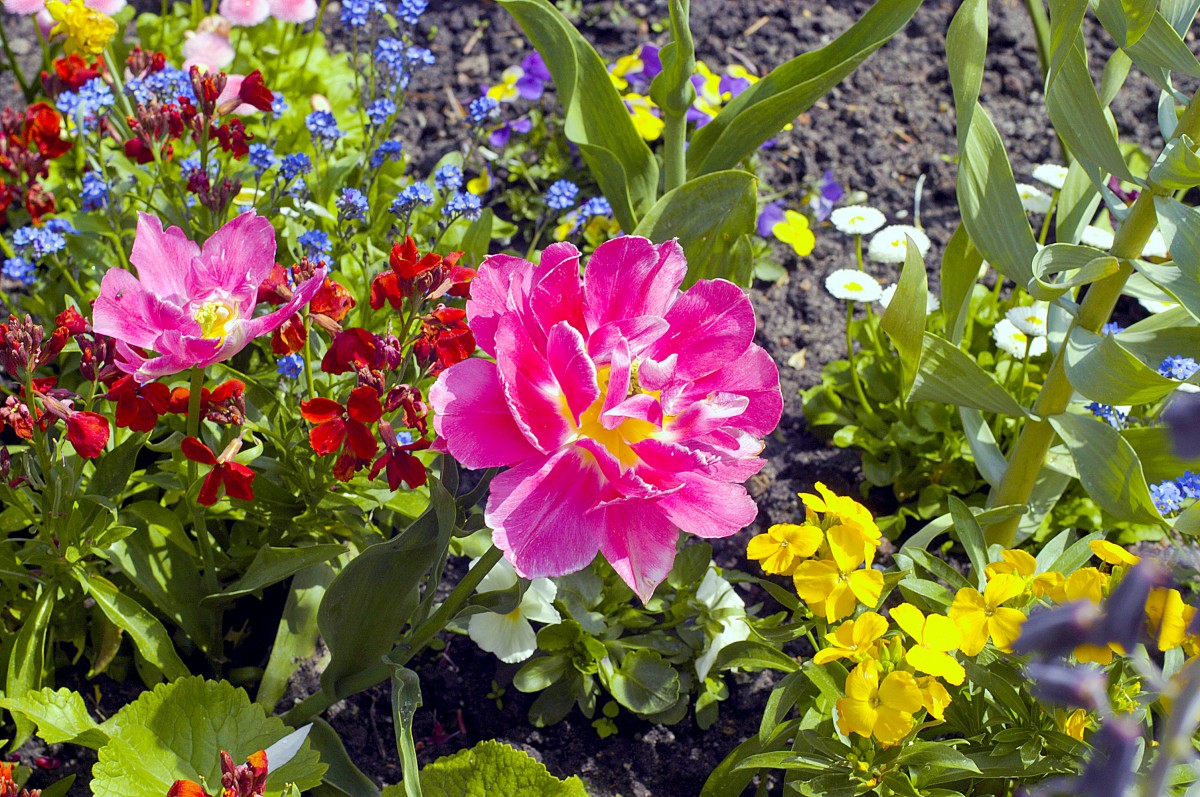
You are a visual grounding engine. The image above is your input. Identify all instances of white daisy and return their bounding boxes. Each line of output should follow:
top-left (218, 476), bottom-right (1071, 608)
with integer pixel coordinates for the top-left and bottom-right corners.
top-left (867, 224), bottom-right (933, 264)
top-left (1016, 183), bottom-right (1053, 214)
top-left (825, 269), bottom-right (883, 302)
top-left (1138, 296), bottom-right (1179, 314)
top-left (467, 557), bottom-right (561, 664)
top-left (878, 282), bottom-right (941, 313)
top-left (1005, 304), bottom-right (1048, 338)
top-left (1079, 226), bottom-right (1115, 250)
top-left (830, 205), bottom-right (887, 236)
top-left (1032, 163), bottom-right (1068, 191)
top-left (992, 318), bottom-right (1048, 358)
top-left (1142, 229), bottom-right (1169, 259)
top-left (694, 567), bottom-right (751, 681)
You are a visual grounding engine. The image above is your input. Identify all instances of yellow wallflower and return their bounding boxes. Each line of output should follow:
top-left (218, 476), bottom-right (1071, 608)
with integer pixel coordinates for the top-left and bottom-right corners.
top-left (1145, 587), bottom-right (1197, 653)
top-left (46, 0), bottom-right (117, 59)
top-left (916, 675), bottom-right (952, 721)
top-left (799, 482), bottom-right (881, 560)
top-left (793, 525), bottom-right (884, 622)
top-left (949, 573), bottom-right (1027, 655)
top-left (1056, 708), bottom-right (1090, 741)
top-left (772, 210), bottom-right (816, 257)
top-left (813, 611), bottom-right (889, 665)
top-left (836, 660), bottom-right (922, 747)
top-left (984, 549), bottom-right (1037, 580)
top-left (889, 603), bottom-right (965, 685)
top-left (747, 523), bottom-right (822, 575)
top-left (1089, 539), bottom-right (1141, 567)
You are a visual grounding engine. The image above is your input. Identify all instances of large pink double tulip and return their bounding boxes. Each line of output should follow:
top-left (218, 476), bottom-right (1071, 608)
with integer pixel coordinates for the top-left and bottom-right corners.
top-left (431, 237), bottom-right (782, 601)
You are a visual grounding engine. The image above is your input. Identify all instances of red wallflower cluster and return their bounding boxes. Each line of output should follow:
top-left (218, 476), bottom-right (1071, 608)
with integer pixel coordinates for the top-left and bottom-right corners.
top-left (0, 103), bottom-right (72, 224)
top-left (169, 750), bottom-right (268, 797)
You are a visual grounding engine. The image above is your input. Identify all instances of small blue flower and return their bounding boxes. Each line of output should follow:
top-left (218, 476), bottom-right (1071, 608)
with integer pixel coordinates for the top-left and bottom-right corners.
top-left (306, 110), bottom-right (342, 145)
top-left (466, 96), bottom-right (500, 127)
top-left (1178, 471), bottom-right (1200, 500)
top-left (249, 143), bottom-right (278, 176)
top-left (277, 354), bottom-right (304, 379)
top-left (298, 230), bottom-right (332, 257)
top-left (2, 256), bottom-right (34, 286)
top-left (1101, 322), bottom-right (1124, 336)
top-left (340, 0), bottom-right (385, 26)
top-left (43, 218), bottom-right (77, 235)
top-left (398, 0), bottom-right (427, 24)
top-left (367, 98), bottom-right (397, 126)
top-left (1158, 355), bottom-right (1200, 381)
top-left (396, 430), bottom-right (414, 446)
top-left (434, 164), bottom-right (463, 192)
top-left (390, 182), bottom-right (435, 215)
top-left (545, 180), bottom-right (579, 211)
top-left (81, 171), bottom-right (109, 211)
top-left (371, 140), bottom-right (405, 169)
top-left (126, 66), bottom-right (195, 106)
top-left (1086, 402), bottom-right (1127, 430)
top-left (337, 188), bottom-right (369, 222)
top-left (1151, 480), bottom-right (1184, 515)
top-left (179, 156), bottom-right (204, 179)
top-left (572, 196), bottom-right (614, 232)
top-left (407, 46), bottom-right (435, 67)
top-left (443, 191), bottom-right (482, 221)
top-left (280, 153), bottom-right (313, 181)
top-left (271, 95), bottom-right (288, 120)
top-left (12, 226), bottom-right (67, 258)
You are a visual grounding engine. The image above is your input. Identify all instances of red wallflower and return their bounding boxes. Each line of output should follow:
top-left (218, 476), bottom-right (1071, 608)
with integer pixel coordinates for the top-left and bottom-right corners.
top-left (181, 437), bottom-right (255, 506)
top-left (320, 328), bottom-right (378, 374)
top-left (66, 411), bottom-right (109, 459)
top-left (168, 380), bottom-right (246, 425)
top-left (310, 278), bottom-right (355, 323)
top-left (235, 71), bottom-right (274, 113)
top-left (370, 238), bottom-right (474, 309)
top-left (301, 386), bottom-right (382, 459)
top-left (370, 422), bottom-right (430, 491)
top-left (105, 375), bottom-right (171, 432)
top-left (415, 305), bottom-right (475, 374)
top-left (169, 750), bottom-right (267, 797)
top-left (41, 53), bottom-right (105, 96)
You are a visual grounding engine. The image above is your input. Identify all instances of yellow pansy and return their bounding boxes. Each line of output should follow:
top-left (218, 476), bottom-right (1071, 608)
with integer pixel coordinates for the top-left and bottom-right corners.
top-left (486, 65), bottom-right (524, 103)
top-left (792, 525), bottom-right (884, 622)
top-left (693, 61), bottom-right (725, 105)
top-left (1090, 539), bottom-right (1141, 567)
top-left (747, 523), bottom-right (822, 575)
top-left (813, 611), bottom-right (889, 665)
top-left (948, 573), bottom-right (1027, 655)
top-left (836, 660), bottom-right (922, 747)
top-left (608, 52), bottom-right (643, 91)
top-left (916, 675), bottom-right (952, 721)
top-left (889, 603), bottom-right (965, 685)
top-left (772, 210), bottom-right (816, 257)
top-left (46, 0), bottom-right (117, 59)
top-left (1057, 708), bottom-right (1090, 741)
top-left (623, 93), bottom-right (663, 141)
top-left (466, 169), bottom-right (492, 195)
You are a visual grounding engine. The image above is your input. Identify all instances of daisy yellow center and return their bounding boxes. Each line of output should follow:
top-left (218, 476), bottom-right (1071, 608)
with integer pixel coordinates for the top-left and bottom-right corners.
top-left (194, 300), bottom-right (239, 342)
top-left (575, 364), bottom-right (658, 470)
top-left (846, 281), bottom-right (863, 292)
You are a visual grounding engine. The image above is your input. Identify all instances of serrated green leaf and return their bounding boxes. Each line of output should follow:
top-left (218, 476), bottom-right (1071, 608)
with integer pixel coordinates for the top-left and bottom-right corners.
top-left (419, 740), bottom-right (589, 797)
top-left (0, 688), bottom-right (108, 748)
top-left (74, 573), bottom-right (188, 681)
top-left (909, 334), bottom-right (1028, 416)
top-left (1048, 413), bottom-right (1163, 525)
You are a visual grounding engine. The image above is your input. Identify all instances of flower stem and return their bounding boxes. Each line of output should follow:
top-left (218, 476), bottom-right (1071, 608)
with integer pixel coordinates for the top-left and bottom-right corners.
top-left (662, 110), bottom-right (687, 194)
top-left (0, 21), bottom-right (32, 102)
top-left (186, 368), bottom-right (220, 596)
top-left (844, 302), bottom-right (872, 413)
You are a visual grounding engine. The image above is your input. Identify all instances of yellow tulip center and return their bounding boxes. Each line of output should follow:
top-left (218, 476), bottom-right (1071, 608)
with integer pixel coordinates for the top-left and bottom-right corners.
top-left (194, 301), bottom-right (239, 342)
top-left (575, 364), bottom-right (659, 470)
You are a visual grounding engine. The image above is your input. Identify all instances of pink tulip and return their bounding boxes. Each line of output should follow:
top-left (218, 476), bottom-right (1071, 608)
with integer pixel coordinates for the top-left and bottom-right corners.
top-left (93, 212), bottom-right (326, 383)
top-left (182, 31), bottom-right (235, 72)
top-left (219, 0), bottom-right (268, 26)
top-left (268, 0), bottom-right (315, 23)
top-left (430, 237), bottom-right (782, 601)
top-left (3, 0), bottom-right (44, 14)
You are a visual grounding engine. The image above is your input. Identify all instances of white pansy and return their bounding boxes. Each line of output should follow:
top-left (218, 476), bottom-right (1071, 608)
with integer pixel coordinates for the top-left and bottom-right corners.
top-left (1032, 163), bottom-right (1068, 190)
top-left (1005, 304), bottom-right (1048, 338)
top-left (1142, 229), bottom-right (1169, 259)
top-left (992, 318), bottom-right (1048, 358)
top-left (467, 557), bottom-right (561, 664)
top-left (694, 567), bottom-right (751, 682)
top-left (877, 282), bottom-right (940, 313)
top-left (867, 224), bottom-right (932, 264)
top-left (1138, 296), bottom-right (1179, 314)
top-left (1015, 183), bottom-right (1053, 215)
top-left (825, 269), bottom-right (883, 302)
top-left (830, 204), bottom-right (887, 236)
top-left (1079, 226), bottom-right (1115, 250)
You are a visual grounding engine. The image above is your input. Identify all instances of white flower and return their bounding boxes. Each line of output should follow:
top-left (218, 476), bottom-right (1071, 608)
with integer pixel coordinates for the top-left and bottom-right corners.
top-left (1032, 163), bottom-right (1068, 190)
top-left (1005, 304), bottom-right (1048, 338)
top-left (467, 558), bottom-right (561, 664)
top-left (992, 318), bottom-right (1048, 358)
top-left (825, 269), bottom-right (883, 302)
top-left (694, 567), bottom-right (751, 682)
top-left (878, 282), bottom-right (940, 313)
top-left (830, 205), bottom-right (886, 236)
top-left (1016, 183), bottom-right (1053, 214)
top-left (1138, 296), bottom-right (1179, 314)
top-left (867, 224), bottom-right (932, 264)
top-left (1079, 226), bottom-right (1115, 250)
top-left (1142, 229), bottom-right (1169, 259)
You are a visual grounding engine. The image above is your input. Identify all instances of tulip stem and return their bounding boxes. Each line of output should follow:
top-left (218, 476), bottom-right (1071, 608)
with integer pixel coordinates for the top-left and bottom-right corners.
top-left (187, 368), bottom-right (220, 597)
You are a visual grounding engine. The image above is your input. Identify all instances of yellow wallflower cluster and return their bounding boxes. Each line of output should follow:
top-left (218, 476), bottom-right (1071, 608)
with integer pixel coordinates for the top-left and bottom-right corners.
top-left (46, 0), bottom-right (117, 59)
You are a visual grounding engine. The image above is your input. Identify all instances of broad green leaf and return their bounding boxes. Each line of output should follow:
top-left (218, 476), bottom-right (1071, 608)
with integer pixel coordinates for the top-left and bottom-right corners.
top-left (1063, 327), bottom-right (1179, 404)
top-left (389, 663), bottom-right (424, 797)
top-left (6, 586), bottom-right (53, 744)
top-left (960, 408), bottom-right (1006, 487)
top-left (1162, 0), bottom-right (1200, 34)
top-left (1048, 413), bottom-right (1163, 524)
top-left (1131, 259), bottom-right (1200, 321)
top-left (939, 225), bottom-right (982, 345)
top-left (75, 573), bottom-right (189, 681)
top-left (1152, 197), bottom-right (1200, 322)
top-left (258, 563), bottom-right (336, 712)
top-left (1094, 0), bottom-right (1158, 47)
top-left (420, 740), bottom-right (589, 797)
top-left (204, 544), bottom-right (344, 603)
top-left (632, 170), bottom-right (757, 286)
top-left (1118, 13), bottom-right (1200, 89)
top-left (881, 238), bottom-right (928, 394)
top-left (306, 719), bottom-right (380, 797)
top-left (81, 436), bottom-right (145, 529)
top-left (605, 650), bottom-right (681, 714)
top-left (713, 640), bottom-right (801, 674)
top-left (686, 0), bottom-right (922, 177)
top-left (499, 0), bottom-right (657, 230)
top-left (1124, 427), bottom-right (1200, 482)
top-left (93, 677), bottom-right (325, 797)
top-left (909, 334), bottom-right (1028, 416)
top-left (1056, 160), bottom-right (1103, 246)
top-left (1016, 466), bottom-right (1075, 544)
top-left (1150, 136), bottom-right (1200, 190)
top-left (1028, 244), bottom-right (1120, 300)
top-left (0, 688), bottom-right (108, 747)
top-left (948, 0), bottom-right (1039, 287)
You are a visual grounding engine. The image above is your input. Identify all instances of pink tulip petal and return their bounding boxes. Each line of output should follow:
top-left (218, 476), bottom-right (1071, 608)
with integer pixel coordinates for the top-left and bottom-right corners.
top-left (656, 473), bottom-right (758, 539)
top-left (577, 438), bottom-right (679, 502)
top-left (219, 0), bottom-right (269, 25)
top-left (429, 358), bottom-right (539, 468)
top-left (595, 501), bottom-right (680, 602)
top-left (546, 321), bottom-right (598, 423)
top-left (583, 237), bottom-right (685, 331)
top-left (466, 253), bottom-right (530, 356)
top-left (93, 268), bottom-right (190, 349)
top-left (487, 446), bottom-right (604, 579)
top-left (494, 314), bottom-right (573, 452)
top-left (649, 279), bottom-right (755, 381)
top-left (128, 213), bottom-right (201, 302)
top-left (636, 353), bottom-right (677, 392)
top-left (663, 392), bottom-right (750, 441)
top-left (601, 393), bottom-right (663, 429)
top-left (586, 316), bottom-right (668, 364)
top-left (670, 344), bottom-right (782, 438)
top-left (192, 211), bottom-right (277, 298)
top-left (525, 242), bottom-right (586, 345)
top-left (601, 337), bottom-right (632, 427)
top-left (235, 267), bottom-right (326, 350)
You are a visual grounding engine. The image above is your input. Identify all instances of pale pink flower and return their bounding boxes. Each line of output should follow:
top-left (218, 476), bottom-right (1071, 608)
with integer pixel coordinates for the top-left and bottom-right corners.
top-left (430, 237), bottom-right (782, 601)
top-left (83, 0), bottom-right (125, 14)
top-left (219, 0), bottom-right (267, 26)
top-left (35, 5), bottom-right (54, 32)
top-left (93, 212), bottom-right (326, 383)
top-left (4, 0), bottom-right (44, 15)
top-left (182, 31), bottom-right (235, 72)
top-left (268, 0), bottom-right (315, 23)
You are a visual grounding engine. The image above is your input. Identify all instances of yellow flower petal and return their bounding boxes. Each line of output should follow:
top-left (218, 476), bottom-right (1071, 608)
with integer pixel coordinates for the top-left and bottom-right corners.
top-left (906, 646), bottom-right (966, 686)
top-left (988, 606), bottom-right (1027, 652)
top-left (889, 603), bottom-right (926, 642)
top-left (1090, 539), bottom-right (1140, 566)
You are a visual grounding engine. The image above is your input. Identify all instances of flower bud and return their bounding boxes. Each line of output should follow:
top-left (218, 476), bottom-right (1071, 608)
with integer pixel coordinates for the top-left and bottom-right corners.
top-left (1014, 600), bottom-right (1103, 658)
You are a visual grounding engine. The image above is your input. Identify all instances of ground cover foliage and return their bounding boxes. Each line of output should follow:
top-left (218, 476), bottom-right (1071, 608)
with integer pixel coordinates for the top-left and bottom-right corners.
top-left (0, 0), bottom-right (1199, 795)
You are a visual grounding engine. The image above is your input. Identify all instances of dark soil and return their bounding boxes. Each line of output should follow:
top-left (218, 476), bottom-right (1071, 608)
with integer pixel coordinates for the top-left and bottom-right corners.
top-left (1, 0), bottom-right (1174, 795)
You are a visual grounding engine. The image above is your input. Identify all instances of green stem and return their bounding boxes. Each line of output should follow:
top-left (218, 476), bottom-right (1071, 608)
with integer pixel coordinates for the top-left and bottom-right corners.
top-left (662, 110), bottom-right (687, 194)
top-left (844, 302), bottom-right (872, 413)
top-left (301, 0), bottom-right (330, 73)
top-left (186, 368), bottom-right (220, 596)
top-left (1022, 0), bottom-right (1051, 82)
top-left (1037, 190), bottom-right (1060, 246)
top-left (0, 21), bottom-right (33, 102)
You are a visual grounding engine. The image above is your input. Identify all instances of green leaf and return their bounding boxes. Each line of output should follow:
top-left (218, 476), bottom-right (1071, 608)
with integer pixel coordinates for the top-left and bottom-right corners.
top-left (499, 0), bottom-right (657, 230)
top-left (895, 742), bottom-right (982, 777)
top-left (631, 170), bottom-right (757, 286)
top-left (1063, 327), bottom-right (1179, 404)
top-left (686, 0), bottom-right (921, 176)
top-left (1094, 0), bottom-right (1157, 46)
top-left (1150, 136), bottom-right (1200, 190)
top-left (939, 225), bottom-right (982, 345)
top-left (960, 408), bottom-right (1006, 487)
top-left (1162, 0), bottom-right (1200, 34)
top-left (460, 209), bottom-right (494, 268)
top-left (306, 719), bottom-right (380, 797)
top-left (604, 650), bottom-right (680, 715)
top-left (92, 677), bottom-right (325, 797)
top-left (1151, 197), bottom-right (1200, 322)
top-left (74, 573), bottom-right (189, 681)
top-left (1028, 245), bottom-right (1120, 300)
top-left (909, 334), bottom-right (1028, 416)
top-left (881, 238), bottom-right (928, 394)
top-left (648, 0), bottom-right (696, 117)
top-left (420, 740), bottom-right (589, 797)
top-left (389, 664), bottom-right (424, 797)
top-left (0, 688), bottom-right (108, 748)
top-left (948, 496), bottom-right (988, 587)
top-left (6, 586), bottom-right (53, 744)
top-left (1048, 413), bottom-right (1163, 525)
top-left (204, 544), bottom-right (344, 603)
top-left (801, 660), bottom-right (847, 704)
top-left (1056, 160), bottom-right (1103, 246)
top-left (258, 563), bottom-right (336, 712)
top-left (712, 640), bottom-right (801, 674)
